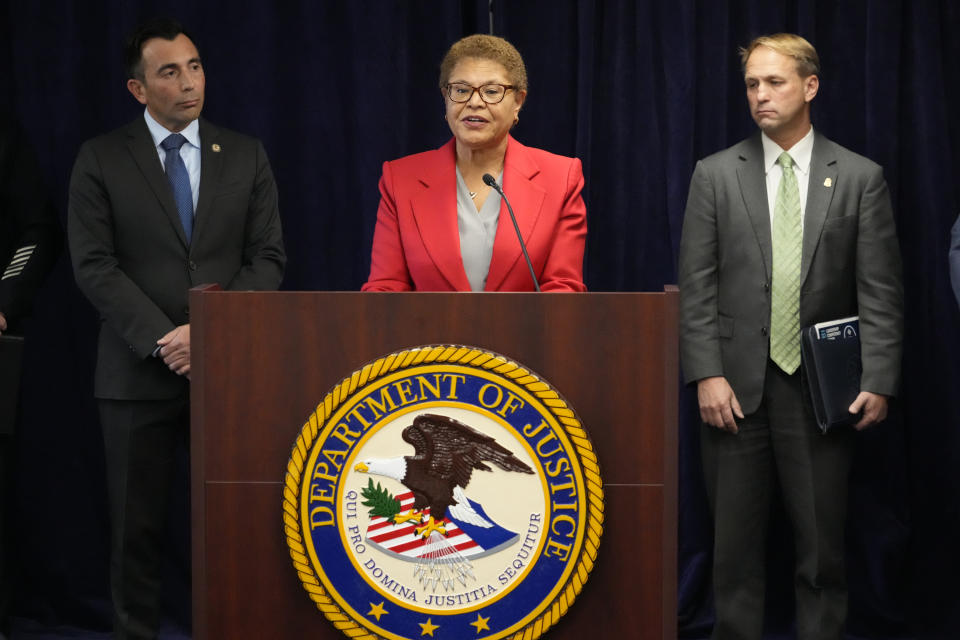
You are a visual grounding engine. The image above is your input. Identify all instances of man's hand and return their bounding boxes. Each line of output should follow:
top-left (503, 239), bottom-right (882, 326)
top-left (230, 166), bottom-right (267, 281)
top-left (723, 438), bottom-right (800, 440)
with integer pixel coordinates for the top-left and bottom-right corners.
top-left (848, 391), bottom-right (888, 430)
top-left (697, 376), bottom-right (744, 433)
top-left (157, 324), bottom-right (190, 379)
top-left (0, 311), bottom-right (6, 335)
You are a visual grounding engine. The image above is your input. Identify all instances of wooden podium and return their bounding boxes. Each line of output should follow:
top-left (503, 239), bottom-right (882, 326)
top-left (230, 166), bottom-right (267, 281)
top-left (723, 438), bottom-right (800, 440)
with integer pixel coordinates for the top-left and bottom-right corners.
top-left (190, 289), bottom-right (678, 639)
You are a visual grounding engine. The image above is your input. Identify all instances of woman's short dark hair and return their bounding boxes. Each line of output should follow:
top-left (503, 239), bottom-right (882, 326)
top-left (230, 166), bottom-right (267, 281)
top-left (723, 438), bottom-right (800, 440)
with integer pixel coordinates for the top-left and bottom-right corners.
top-left (439, 34), bottom-right (528, 93)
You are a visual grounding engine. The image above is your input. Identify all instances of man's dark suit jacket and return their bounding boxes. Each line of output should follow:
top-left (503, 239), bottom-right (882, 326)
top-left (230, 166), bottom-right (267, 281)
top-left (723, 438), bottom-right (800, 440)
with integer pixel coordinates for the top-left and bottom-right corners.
top-left (950, 213), bottom-right (960, 309)
top-left (0, 119), bottom-right (61, 333)
top-left (679, 132), bottom-right (903, 412)
top-left (68, 116), bottom-right (285, 399)
top-left (1, 119), bottom-right (61, 438)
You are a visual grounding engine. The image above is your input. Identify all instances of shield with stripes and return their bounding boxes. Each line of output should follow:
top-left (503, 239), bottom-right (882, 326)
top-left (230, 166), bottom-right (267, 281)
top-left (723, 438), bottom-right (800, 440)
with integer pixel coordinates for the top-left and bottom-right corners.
top-left (364, 490), bottom-right (519, 561)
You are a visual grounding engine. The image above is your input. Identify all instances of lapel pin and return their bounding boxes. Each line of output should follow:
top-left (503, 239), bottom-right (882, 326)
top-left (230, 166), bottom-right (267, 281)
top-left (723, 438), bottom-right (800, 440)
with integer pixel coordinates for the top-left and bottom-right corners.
top-left (823, 177), bottom-right (832, 187)
top-left (212, 143), bottom-right (221, 153)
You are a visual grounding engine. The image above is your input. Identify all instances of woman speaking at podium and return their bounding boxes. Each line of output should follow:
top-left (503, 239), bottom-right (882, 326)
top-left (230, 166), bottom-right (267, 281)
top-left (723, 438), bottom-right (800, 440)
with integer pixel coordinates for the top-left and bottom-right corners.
top-left (362, 34), bottom-right (587, 292)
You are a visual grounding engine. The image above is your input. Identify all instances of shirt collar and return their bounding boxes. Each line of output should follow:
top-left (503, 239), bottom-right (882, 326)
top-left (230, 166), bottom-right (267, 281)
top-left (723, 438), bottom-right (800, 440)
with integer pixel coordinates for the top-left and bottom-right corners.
top-left (761, 126), bottom-right (814, 176)
top-left (143, 108), bottom-right (200, 150)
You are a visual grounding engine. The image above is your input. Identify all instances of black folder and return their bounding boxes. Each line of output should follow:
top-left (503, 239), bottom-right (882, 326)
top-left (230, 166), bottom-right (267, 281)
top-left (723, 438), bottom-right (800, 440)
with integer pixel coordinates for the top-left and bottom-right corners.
top-left (800, 318), bottom-right (861, 433)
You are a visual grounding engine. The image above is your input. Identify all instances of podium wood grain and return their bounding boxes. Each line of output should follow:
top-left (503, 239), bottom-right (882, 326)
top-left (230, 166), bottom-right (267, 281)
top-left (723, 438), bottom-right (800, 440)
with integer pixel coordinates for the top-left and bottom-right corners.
top-left (190, 290), bottom-right (677, 639)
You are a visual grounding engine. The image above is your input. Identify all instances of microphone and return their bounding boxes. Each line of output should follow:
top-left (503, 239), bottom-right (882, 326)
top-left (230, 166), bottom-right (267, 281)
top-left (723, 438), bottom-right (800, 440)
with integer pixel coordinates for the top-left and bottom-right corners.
top-left (483, 173), bottom-right (541, 292)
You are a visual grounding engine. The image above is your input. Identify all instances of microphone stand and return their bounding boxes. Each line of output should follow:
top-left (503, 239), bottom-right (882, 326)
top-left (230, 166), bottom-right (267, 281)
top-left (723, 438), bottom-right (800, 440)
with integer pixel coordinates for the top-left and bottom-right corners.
top-left (482, 173), bottom-right (540, 292)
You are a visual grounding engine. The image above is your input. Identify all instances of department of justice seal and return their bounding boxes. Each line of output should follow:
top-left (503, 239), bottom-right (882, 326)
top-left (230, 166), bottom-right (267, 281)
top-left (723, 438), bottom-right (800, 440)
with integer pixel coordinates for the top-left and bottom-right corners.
top-left (283, 345), bottom-right (604, 639)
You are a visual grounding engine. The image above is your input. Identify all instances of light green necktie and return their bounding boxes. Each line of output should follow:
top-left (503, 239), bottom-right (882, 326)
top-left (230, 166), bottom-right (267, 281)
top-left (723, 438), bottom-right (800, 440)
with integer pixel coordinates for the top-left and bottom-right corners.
top-left (770, 152), bottom-right (802, 374)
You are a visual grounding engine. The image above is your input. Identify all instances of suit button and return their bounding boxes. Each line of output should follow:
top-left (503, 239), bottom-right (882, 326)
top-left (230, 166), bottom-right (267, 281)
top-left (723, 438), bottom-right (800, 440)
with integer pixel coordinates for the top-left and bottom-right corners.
top-left (761, 326), bottom-right (768, 336)
top-left (188, 261), bottom-right (198, 271)
top-left (763, 282), bottom-right (770, 292)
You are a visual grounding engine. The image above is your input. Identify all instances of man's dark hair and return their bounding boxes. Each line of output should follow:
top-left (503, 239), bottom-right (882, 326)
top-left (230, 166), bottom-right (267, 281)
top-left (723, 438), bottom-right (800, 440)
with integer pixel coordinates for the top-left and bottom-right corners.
top-left (123, 17), bottom-right (196, 81)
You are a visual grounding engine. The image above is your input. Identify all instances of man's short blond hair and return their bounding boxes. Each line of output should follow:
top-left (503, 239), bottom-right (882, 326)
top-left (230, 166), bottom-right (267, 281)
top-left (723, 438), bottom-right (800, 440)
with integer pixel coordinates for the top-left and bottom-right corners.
top-left (739, 33), bottom-right (820, 77)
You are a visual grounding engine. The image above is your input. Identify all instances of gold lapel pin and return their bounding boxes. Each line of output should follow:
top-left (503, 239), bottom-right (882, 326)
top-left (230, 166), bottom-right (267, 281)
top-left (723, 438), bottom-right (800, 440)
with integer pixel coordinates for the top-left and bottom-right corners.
top-left (823, 177), bottom-right (832, 188)
top-left (212, 143), bottom-right (221, 153)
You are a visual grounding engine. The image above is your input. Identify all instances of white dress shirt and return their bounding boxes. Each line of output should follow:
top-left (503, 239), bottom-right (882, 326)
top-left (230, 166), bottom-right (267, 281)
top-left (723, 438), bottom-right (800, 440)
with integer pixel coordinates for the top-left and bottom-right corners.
top-left (143, 109), bottom-right (201, 212)
top-left (762, 126), bottom-right (814, 229)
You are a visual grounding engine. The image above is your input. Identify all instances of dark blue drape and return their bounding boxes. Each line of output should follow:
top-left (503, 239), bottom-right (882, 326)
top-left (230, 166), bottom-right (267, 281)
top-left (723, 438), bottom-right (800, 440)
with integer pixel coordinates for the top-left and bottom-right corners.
top-left (3, 1), bottom-right (958, 638)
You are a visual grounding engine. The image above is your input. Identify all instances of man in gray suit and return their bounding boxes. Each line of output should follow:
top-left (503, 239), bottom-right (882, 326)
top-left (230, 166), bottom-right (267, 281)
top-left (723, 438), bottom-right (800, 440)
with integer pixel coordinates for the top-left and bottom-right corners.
top-left (678, 34), bottom-right (903, 640)
top-left (68, 18), bottom-right (285, 639)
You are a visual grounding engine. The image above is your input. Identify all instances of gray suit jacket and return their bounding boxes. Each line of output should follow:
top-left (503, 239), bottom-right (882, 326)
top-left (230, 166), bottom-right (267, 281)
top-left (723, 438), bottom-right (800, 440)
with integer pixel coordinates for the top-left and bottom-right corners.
top-left (68, 117), bottom-right (285, 400)
top-left (678, 132), bottom-right (903, 414)
top-left (950, 213), bottom-right (960, 308)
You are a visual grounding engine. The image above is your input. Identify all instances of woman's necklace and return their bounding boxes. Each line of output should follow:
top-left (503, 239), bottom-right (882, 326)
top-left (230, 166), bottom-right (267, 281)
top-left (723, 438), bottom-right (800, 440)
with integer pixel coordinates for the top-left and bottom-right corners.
top-left (460, 158), bottom-right (502, 201)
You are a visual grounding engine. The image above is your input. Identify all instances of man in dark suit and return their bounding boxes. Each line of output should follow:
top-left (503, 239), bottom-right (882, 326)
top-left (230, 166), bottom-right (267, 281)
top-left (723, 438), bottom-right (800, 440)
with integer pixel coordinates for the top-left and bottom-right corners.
top-left (68, 18), bottom-right (285, 639)
top-left (678, 34), bottom-right (903, 640)
top-left (951, 214), bottom-right (960, 308)
top-left (0, 118), bottom-right (62, 640)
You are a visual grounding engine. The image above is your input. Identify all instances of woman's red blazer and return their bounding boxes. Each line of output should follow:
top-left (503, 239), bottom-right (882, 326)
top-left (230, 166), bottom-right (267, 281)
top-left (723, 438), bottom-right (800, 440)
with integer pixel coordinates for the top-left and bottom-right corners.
top-left (362, 136), bottom-right (587, 292)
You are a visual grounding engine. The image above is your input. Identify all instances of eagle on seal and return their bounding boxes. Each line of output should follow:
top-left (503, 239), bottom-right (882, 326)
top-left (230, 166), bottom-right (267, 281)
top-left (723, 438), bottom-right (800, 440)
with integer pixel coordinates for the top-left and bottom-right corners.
top-left (355, 413), bottom-right (534, 537)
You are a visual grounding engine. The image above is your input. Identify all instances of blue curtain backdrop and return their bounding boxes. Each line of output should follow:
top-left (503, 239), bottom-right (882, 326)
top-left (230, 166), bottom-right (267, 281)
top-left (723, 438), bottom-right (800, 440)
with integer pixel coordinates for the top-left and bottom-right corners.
top-left (3, 1), bottom-right (958, 638)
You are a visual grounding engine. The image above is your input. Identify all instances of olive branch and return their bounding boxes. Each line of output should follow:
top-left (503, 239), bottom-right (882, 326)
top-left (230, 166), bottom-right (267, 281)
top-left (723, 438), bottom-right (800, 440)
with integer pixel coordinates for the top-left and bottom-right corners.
top-left (360, 478), bottom-right (401, 520)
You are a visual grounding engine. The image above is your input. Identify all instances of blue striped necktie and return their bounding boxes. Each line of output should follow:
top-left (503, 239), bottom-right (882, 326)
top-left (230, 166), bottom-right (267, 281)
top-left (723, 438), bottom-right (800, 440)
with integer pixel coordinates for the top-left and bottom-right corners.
top-left (161, 133), bottom-right (193, 243)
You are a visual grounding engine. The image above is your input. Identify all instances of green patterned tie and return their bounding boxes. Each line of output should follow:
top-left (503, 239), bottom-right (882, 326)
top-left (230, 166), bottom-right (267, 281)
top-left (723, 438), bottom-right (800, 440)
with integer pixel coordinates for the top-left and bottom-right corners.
top-left (770, 152), bottom-right (802, 374)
